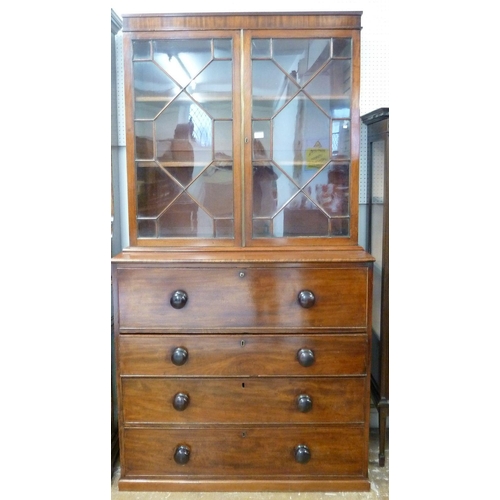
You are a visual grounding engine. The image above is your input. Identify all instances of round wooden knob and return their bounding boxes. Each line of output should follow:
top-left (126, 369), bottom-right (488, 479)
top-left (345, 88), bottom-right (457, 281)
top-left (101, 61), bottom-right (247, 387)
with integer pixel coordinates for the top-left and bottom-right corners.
top-left (294, 444), bottom-right (311, 464)
top-left (174, 445), bottom-right (190, 465)
top-left (171, 347), bottom-right (188, 366)
top-left (297, 348), bottom-right (315, 367)
top-left (173, 392), bottom-right (190, 411)
top-left (298, 290), bottom-right (315, 308)
top-left (296, 394), bottom-right (313, 413)
top-left (170, 290), bottom-right (188, 309)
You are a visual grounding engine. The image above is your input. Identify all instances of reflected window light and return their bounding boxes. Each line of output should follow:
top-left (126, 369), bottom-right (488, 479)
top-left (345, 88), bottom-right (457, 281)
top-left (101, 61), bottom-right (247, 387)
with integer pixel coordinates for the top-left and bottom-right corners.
top-left (189, 104), bottom-right (212, 147)
top-left (332, 121), bottom-right (340, 154)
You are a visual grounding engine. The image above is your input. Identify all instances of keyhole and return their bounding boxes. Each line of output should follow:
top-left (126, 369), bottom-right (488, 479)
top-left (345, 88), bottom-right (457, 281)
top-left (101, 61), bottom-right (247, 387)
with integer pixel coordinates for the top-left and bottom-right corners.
top-left (242, 383), bottom-right (245, 388)
top-left (241, 339), bottom-right (246, 347)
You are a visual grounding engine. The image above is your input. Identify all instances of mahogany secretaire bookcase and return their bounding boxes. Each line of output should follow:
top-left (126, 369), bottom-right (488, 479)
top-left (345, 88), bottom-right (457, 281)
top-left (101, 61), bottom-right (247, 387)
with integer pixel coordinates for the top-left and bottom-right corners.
top-left (112, 11), bottom-right (374, 492)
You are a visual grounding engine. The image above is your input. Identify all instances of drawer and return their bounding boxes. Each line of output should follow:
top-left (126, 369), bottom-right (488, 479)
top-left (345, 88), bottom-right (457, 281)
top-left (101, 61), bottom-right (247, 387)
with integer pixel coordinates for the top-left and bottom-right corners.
top-left (116, 266), bottom-right (369, 331)
top-left (121, 377), bottom-right (366, 425)
top-left (121, 426), bottom-right (366, 477)
top-left (118, 334), bottom-right (368, 376)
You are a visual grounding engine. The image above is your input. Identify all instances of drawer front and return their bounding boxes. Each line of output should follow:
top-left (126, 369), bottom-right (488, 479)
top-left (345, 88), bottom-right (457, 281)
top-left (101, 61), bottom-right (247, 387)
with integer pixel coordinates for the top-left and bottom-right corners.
top-left (116, 266), bottom-right (368, 330)
top-left (121, 377), bottom-right (365, 425)
top-left (122, 426), bottom-right (366, 477)
top-left (119, 334), bottom-right (368, 376)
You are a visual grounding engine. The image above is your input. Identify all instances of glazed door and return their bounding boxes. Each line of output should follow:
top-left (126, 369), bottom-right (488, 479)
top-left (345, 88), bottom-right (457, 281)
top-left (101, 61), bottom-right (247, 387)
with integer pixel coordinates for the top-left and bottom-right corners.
top-left (125, 31), bottom-right (242, 246)
top-left (244, 31), bottom-right (360, 246)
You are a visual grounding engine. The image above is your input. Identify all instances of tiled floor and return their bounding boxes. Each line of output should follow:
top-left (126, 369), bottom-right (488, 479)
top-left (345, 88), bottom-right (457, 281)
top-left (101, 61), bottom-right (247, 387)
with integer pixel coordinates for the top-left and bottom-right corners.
top-left (111, 429), bottom-right (388, 500)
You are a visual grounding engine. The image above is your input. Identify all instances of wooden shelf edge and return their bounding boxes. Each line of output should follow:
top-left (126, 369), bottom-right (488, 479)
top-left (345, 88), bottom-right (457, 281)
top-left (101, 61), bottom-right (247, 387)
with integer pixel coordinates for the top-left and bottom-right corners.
top-left (118, 477), bottom-right (371, 492)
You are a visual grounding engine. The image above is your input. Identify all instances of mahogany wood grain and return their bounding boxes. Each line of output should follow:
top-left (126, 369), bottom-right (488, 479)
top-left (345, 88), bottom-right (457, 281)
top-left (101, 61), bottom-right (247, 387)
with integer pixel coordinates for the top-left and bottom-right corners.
top-left (114, 11), bottom-right (372, 493)
top-left (116, 266), bottom-right (369, 331)
top-left (112, 248), bottom-right (375, 263)
top-left (122, 12), bottom-right (363, 33)
top-left (121, 425), bottom-right (366, 477)
top-left (121, 376), bottom-right (365, 424)
top-left (117, 478), bottom-right (370, 493)
top-left (118, 334), bottom-right (368, 376)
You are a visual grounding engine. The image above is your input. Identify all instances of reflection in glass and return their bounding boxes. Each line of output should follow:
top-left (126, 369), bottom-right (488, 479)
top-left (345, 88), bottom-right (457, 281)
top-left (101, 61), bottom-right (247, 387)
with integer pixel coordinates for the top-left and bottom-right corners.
top-left (251, 37), bottom-right (352, 238)
top-left (252, 60), bottom-right (298, 119)
top-left (252, 122), bottom-right (271, 158)
top-left (304, 60), bottom-right (351, 118)
top-left (273, 38), bottom-right (330, 87)
top-left (311, 163), bottom-right (349, 217)
top-left (273, 95), bottom-right (330, 175)
top-left (153, 39), bottom-right (212, 87)
top-left (214, 39), bottom-right (232, 59)
top-left (133, 38), bottom-right (234, 239)
top-left (214, 121), bottom-right (233, 158)
top-left (136, 162), bottom-right (182, 217)
top-left (135, 122), bottom-right (154, 160)
top-left (133, 61), bottom-right (181, 118)
top-left (251, 39), bottom-right (271, 58)
top-left (332, 38), bottom-right (351, 57)
top-left (370, 139), bottom-right (385, 264)
top-left (332, 120), bottom-right (351, 158)
top-left (190, 164), bottom-right (234, 218)
top-left (190, 60), bottom-right (233, 119)
top-left (133, 40), bottom-right (151, 60)
top-left (158, 192), bottom-right (199, 237)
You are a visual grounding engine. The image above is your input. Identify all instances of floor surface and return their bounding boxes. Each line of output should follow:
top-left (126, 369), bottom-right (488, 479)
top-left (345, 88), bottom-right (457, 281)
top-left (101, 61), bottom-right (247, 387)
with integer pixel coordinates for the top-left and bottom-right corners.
top-left (111, 429), bottom-right (388, 500)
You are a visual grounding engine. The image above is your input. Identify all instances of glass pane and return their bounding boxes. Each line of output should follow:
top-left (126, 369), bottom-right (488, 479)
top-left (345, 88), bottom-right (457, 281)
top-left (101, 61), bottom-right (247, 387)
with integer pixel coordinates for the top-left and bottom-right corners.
top-left (370, 139), bottom-right (385, 262)
top-left (371, 138), bottom-right (385, 335)
top-left (251, 36), bottom-right (352, 239)
top-left (308, 163), bottom-right (349, 217)
top-left (332, 120), bottom-right (350, 158)
top-left (273, 95), bottom-right (330, 176)
top-left (253, 165), bottom-right (278, 217)
top-left (137, 219), bottom-right (156, 237)
top-left (158, 192), bottom-right (200, 237)
top-left (253, 219), bottom-right (274, 237)
top-left (134, 62), bottom-right (181, 112)
top-left (332, 218), bottom-right (349, 236)
top-left (132, 37), bottom-right (234, 240)
top-left (252, 122), bottom-right (271, 159)
top-left (133, 40), bottom-right (151, 60)
top-left (215, 219), bottom-right (233, 238)
top-left (305, 60), bottom-right (351, 118)
top-left (214, 39), bottom-right (232, 59)
top-left (188, 102), bottom-right (213, 151)
top-left (273, 39), bottom-right (330, 86)
top-left (189, 164), bottom-right (234, 217)
top-left (252, 39), bottom-right (271, 58)
top-left (134, 99), bottom-right (167, 121)
top-left (214, 121), bottom-right (232, 158)
top-left (136, 162), bottom-right (181, 218)
top-left (332, 38), bottom-right (351, 57)
top-left (155, 98), bottom-right (213, 163)
top-left (164, 165), bottom-right (196, 188)
top-left (153, 40), bottom-right (212, 87)
top-left (135, 122), bottom-right (154, 159)
top-left (283, 198), bottom-right (329, 236)
top-left (189, 60), bottom-right (233, 119)
top-left (252, 60), bottom-right (298, 119)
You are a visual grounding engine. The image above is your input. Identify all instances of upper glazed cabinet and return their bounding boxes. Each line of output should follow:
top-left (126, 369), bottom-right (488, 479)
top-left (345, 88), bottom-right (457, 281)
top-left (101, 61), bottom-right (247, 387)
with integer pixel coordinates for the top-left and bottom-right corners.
top-left (123, 13), bottom-right (362, 247)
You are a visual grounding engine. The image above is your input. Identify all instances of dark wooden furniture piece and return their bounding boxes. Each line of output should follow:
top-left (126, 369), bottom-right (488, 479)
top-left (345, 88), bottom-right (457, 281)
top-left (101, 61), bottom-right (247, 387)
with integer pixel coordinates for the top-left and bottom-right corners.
top-left (112, 12), bottom-right (374, 492)
top-left (361, 108), bottom-right (389, 466)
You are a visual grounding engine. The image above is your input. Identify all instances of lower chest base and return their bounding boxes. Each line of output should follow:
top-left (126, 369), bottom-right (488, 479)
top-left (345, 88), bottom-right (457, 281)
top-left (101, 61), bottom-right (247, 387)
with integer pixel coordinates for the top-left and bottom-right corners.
top-left (118, 477), bottom-right (371, 492)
